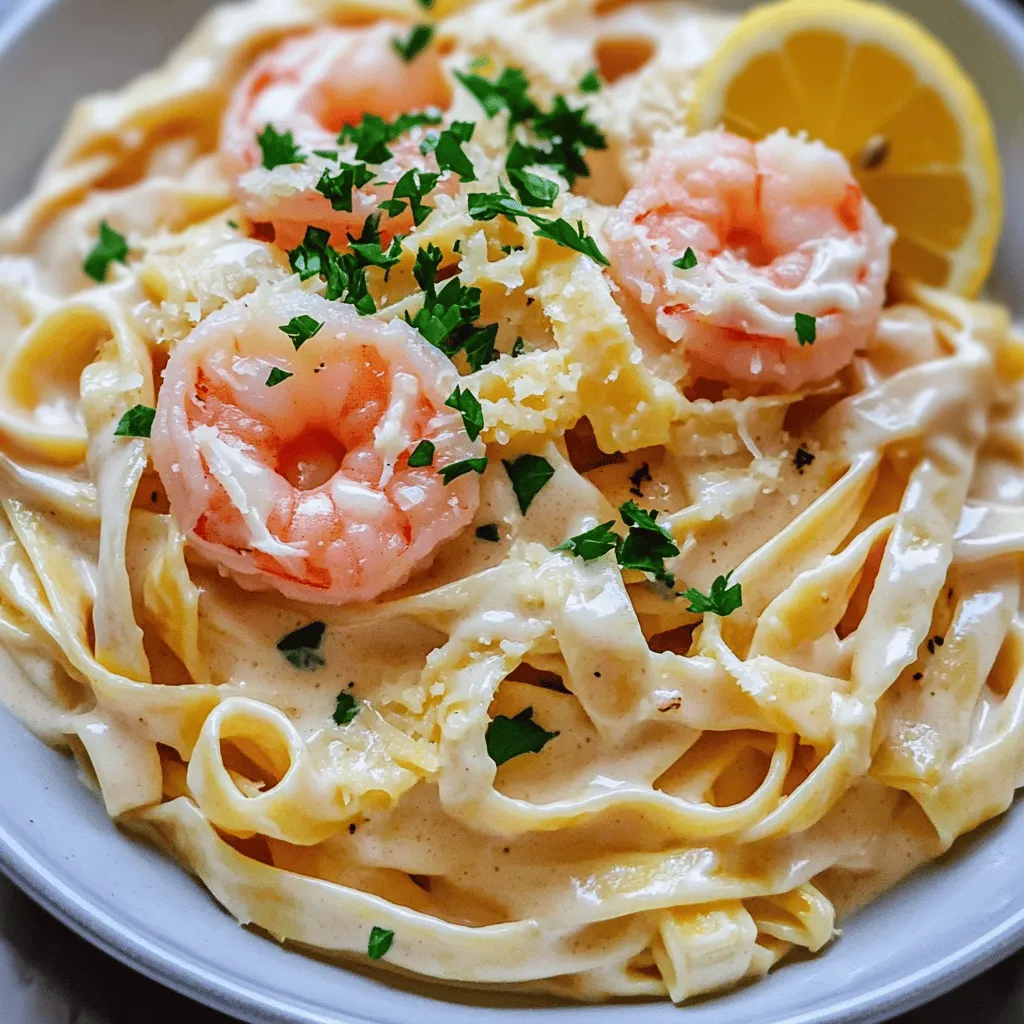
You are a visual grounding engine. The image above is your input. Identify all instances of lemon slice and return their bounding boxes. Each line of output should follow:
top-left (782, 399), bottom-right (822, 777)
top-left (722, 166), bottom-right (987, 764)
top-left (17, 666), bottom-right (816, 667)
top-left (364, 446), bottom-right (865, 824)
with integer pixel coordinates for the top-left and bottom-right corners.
top-left (687, 0), bottom-right (1003, 296)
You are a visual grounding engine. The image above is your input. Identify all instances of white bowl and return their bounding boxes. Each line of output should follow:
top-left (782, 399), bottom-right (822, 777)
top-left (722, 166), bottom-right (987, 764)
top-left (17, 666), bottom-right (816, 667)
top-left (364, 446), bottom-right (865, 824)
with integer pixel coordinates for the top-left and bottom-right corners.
top-left (1, 1), bottom-right (1024, 1022)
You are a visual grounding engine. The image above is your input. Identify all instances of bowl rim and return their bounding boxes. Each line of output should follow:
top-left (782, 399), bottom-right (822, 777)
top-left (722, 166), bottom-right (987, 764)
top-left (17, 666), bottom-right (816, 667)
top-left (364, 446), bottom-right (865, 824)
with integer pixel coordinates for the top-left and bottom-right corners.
top-left (2, 0), bottom-right (1024, 1021)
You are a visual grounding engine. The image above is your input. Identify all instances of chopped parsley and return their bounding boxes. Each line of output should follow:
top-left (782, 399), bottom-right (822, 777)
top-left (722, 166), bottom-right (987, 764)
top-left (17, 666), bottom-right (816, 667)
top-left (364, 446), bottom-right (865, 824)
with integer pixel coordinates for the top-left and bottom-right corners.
top-left (333, 692), bottom-right (361, 725)
top-left (420, 121), bottom-right (476, 181)
top-left (379, 167), bottom-right (440, 226)
top-left (113, 404), bottom-right (155, 438)
top-left (463, 323), bottom-right (499, 371)
top-left (578, 68), bottom-right (601, 93)
top-left (83, 221), bottom-right (129, 282)
top-left (468, 190), bottom-right (608, 265)
top-left (406, 244), bottom-right (496, 359)
top-left (346, 212), bottom-right (404, 273)
top-left (475, 523), bottom-right (500, 542)
top-left (286, 223), bottom-right (382, 315)
top-left (502, 454), bottom-right (555, 514)
top-left (794, 446), bottom-right (815, 473)
top-left (673, 247), bottom-right (698, 270)
top-left (795, 312), bottom-right (817, 346)
top-left (530, 93), bottom-right (607, 185)
top-left (555, 521), bottom-right (618, 561)
top-left (392, 24), bottom-right (434, 63)
top-left (629, 462), bottom-right (652, 497)
top-left (257, 125), bottom-right (306, 169)
top-left (338, 111), bottom-right (442, 164)
top-left (367, 926), bottom-right (394, 960)
top-left (416, 0), bottom-right (434, 7)
top-left (508, 168), bottom-right (558, 208)
top-left (486, 707), bottom-right (559, 766)
top-left (279, 315), bottom-right (323, 349)
top-left (454, 66), bottom-right (537, 124)
top-left (407, 439), bottom-right (435, 467)
top-left (440, 456), bottom-right (488, 484)
top-left (316, 161), bottom-right (374, 212)
top-left (679, 572), bottom-right (743, 617)
top-left (265, 367), bottom-right (293, 387)
top-left (511, 337), bottom-right (525, 357)
top-left (226, 219), bottom-right (239, 229)
top-left (617, 500), bottom-right (679, 587)
top-left (445, 385), bottom-right (484, 441)
top-left (277, 621), bottom-right (327, 671)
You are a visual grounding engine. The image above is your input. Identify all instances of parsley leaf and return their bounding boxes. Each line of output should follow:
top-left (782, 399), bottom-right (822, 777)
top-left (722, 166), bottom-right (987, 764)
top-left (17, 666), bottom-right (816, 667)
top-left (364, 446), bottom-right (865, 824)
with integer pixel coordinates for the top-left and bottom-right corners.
top-left (578, 68), bottom-right (601, 93)
top-left (680, 572), bottom-right (743, 617)
top-left (288, 226), bottom-right (332, 280)
top-left (617, 500), bottom-right (679, 586)
top-left (475, 523), bottom-right (500, 542)
top-left (629, 462), bottom-right (652, 497)
top-left (286, 225), bottom-right (380, 315)
top-left (454, 66), bottom-right (538, 125)
top-left (406, 246), bottom-right (488, 357)
top-left (486, 707), bottom-right (558, 766)
top-left (555, 521), bottom-right (619, 561)
top-left (83, 221), bottom-right (129, 282)
top-left (257, 125), bottom-right (306, 169)
top-left (502, 454), bottom-right (554, 515)
top-left (367, 926), bottom-right (394, 960)
top-left (416, 0), bottom-right (434, 7)
top-left (392, 24), bottom-right (434, 63)
top-left (468, 191), bottom-right (608, 265)
top-left (407, 439), bottom-right (435, 467)
top-left (533, 217), bottom-right (609, 265)
top-left (277, 621), bottom-right (326, 671)
top-left (316, 162), bottom-right (374, 212)
top-left (333, 692), bottom-right (361, 725)
top-left (113, 404), bottom-right (155, 438)
top-left (508, 168), bottom-right (558, 208)
top-left (265, 367), bottom-right (293, 387)
top-left (338, 111), bottom-right (442, 164)
top-left (795, 312), bottom-right (817, 346)
top-left (445, 385), bottom-right (484, 441)
top-left (530, 93), bottom-right (607, 184)
top-left (440, 456), bottom-right (488, 484)
top-left (674, 247), bottom-right (698, 270)
top-left (382, 168), bottom-right (441, 226)
top-left (420, 121), bottom-right (477, 181)
top-left (347, 213), bottom-right (404, 272)
top-left (511, 337), bottom-right (525, 357)
top-left (463, 323), bottom-right (499, 371)
top-left (279, 315), bottom-right (323, 349)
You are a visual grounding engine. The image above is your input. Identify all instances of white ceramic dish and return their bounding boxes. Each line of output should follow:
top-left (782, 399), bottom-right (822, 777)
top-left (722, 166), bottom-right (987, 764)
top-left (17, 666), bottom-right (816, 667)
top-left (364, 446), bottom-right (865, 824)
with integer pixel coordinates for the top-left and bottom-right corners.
top-left (1, 0), bottom-right (1024, 1021)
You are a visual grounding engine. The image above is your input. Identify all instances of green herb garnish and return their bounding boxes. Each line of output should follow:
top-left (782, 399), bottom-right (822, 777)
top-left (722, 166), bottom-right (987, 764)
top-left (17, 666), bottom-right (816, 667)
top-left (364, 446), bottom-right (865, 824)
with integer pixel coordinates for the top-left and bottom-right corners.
top-left (420, 121), bottom-right (476, 181)
top-left (795, 312), bottom-right (817, 346)
top-left (367, 926), bottom-right (394, 960)
top-left (379, 168), bottom-right (441, 226)
top-left (616, 500), bottom-right (679, 586)
top-left (277, 621), bottom-right (327, 671)
top-left (454, 66), bottom-right (538, 124)
top-left (533, 217), bottom-right (609, 265)
top-left (407, 439), bottom-right (435, 467)
top-left (83, 221), bottom-right (129, 282)
top-left (257, 125), bottom-right (306, 169)
top-left (463, 324), bottom-right (499, 372)
top-left (578, 68), bottom-right (601, 93)
top-left (679, 572), bottom-right (743, 617)
top-left (508, 168), bottom-right (558, 208)
top-left (392, 24), bottom-right (434, 63)
top-left (486, 707), bottom-right (558, 765)
top-left (502, 454), bottom-right (554, 515)
top-left (338, 111), bottom-right (442, 164)
top-left (113, 404), bottom-right (155, 438)
top-left (265, 367), bottom-right (293, 387)
top-left (555, 521), bottom-right (618, 561)
top-left (316, 162), bottom-right (375, 212)
top-left (279, 315), bottom-right (323, 349)
top-left (511, 337), bottom-right (525, 357)
top-left (333, 691), bottom-right (361, 725)
top-left (445, 385), bottom-right (484, 441)
top-left (440, 456), bottom-right (488, 484)
top-left (674, 247), bottom-right (698, 270)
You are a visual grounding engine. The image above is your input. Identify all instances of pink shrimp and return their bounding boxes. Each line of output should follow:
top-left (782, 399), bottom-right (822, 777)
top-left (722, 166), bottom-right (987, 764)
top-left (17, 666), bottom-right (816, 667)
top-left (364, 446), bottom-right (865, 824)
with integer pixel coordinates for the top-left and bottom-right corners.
top-left (604, 129), bottom-right (894, 391)
top-left (151, 290), bottom-right (483, 604)
top-left (221, 24), bottom-right (455, 250)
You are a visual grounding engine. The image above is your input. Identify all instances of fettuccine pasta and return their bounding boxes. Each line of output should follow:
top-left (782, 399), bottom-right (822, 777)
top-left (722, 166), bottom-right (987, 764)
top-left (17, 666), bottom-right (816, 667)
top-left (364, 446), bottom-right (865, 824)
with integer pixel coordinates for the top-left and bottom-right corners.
top-left (0, 0), bottom-right (1022, 1004)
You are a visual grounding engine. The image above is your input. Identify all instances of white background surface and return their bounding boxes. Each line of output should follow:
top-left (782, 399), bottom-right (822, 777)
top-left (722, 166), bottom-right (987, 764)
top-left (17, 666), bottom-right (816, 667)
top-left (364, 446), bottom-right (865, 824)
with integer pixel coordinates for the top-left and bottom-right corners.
top-left (0, 0), bottom-right (1023, 1021)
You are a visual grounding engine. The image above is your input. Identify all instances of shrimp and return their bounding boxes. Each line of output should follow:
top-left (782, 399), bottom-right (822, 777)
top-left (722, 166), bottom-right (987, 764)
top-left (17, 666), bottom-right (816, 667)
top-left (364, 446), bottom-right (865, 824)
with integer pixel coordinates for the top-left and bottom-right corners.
top-left (221, 24), bottom-right (455, 250)
top-left (151, 289), bottom-right (483, 604)
top-left (604, 129), bottom-right (894, 391)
